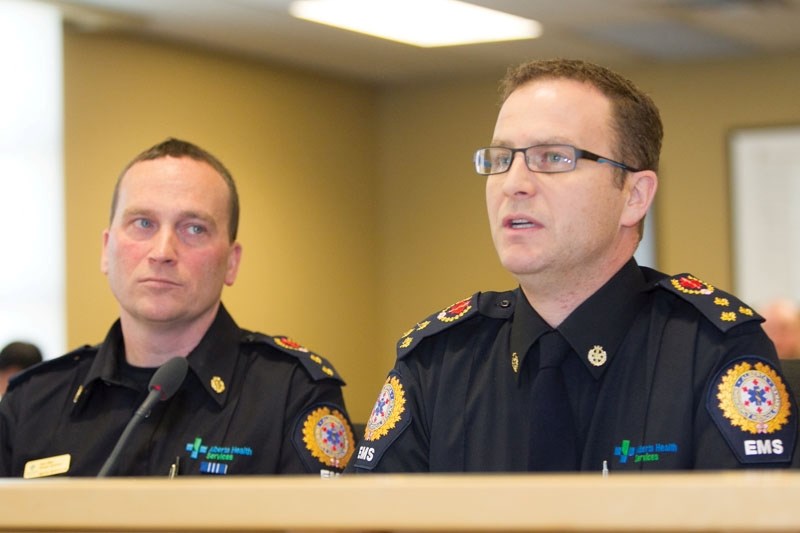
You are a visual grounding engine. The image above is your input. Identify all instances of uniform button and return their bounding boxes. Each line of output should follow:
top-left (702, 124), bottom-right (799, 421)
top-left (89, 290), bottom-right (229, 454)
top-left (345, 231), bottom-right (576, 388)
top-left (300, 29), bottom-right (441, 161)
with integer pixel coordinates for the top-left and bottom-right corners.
top-left (499, 299), bottom-right (511, 308)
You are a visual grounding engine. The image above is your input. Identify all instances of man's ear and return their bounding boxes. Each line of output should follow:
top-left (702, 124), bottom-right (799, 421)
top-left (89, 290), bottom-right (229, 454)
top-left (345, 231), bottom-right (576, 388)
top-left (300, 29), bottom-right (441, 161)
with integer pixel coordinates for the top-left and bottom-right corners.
top-left (100, 229), bottom-right (110, 275)
top-left (224, 242), bottom-right (243, 286)
top-left (621, 170), bottom-right (658, 229)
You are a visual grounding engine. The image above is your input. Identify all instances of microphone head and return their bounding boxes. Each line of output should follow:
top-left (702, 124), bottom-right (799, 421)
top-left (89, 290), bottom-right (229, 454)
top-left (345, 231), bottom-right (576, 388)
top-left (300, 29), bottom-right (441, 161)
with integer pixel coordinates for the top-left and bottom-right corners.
top-left (149, 357), bottom-right (189, 401)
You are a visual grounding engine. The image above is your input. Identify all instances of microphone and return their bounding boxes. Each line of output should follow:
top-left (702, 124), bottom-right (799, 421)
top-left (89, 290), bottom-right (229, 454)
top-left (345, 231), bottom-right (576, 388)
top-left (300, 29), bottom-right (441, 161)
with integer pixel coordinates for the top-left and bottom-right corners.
top-left (97, 356), bottom-right (189, 477)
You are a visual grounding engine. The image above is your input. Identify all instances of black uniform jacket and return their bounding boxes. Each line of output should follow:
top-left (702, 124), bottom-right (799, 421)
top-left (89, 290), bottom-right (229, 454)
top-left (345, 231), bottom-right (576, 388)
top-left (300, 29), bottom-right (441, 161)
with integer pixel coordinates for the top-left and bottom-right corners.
top-left (0, 305), bottom-right (354, 477)
top-left (352, 261), bottom-right (799, 472)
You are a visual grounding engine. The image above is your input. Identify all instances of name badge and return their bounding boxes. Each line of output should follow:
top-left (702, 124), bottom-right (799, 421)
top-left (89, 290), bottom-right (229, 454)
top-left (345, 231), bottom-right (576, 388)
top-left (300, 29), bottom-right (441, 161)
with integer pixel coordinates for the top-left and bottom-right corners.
top-left (24, 454), bottom-right (71, 479)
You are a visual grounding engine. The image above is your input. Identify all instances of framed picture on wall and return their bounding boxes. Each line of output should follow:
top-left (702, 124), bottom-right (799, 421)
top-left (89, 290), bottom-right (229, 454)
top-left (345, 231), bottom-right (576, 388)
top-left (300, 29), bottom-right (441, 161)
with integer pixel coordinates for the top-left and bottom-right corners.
top-left (729, 125), bottom-right (800, 307)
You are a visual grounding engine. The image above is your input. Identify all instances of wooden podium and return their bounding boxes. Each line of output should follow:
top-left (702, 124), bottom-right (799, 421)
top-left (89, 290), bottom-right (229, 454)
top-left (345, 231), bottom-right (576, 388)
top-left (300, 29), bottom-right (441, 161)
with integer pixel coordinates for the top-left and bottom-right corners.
top-left (1, 471), bottom-right (799, 532)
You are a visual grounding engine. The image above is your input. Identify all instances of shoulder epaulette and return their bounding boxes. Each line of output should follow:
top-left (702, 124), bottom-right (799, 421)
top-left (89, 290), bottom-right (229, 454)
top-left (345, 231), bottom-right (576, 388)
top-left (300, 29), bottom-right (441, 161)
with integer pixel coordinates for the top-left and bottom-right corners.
top-left (6, 344), bottom-right (97, 390)
top-left (396, 293), bottom-right (481, 358)
top-left (243, 332), bottom-right (344, 384)
top-left (657, 273), bottom-right (762, 332)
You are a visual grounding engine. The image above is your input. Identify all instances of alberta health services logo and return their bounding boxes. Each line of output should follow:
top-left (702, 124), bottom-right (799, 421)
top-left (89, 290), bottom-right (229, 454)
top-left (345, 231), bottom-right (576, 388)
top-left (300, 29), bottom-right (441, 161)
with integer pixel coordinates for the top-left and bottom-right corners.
top-left (185, 437), bottom-right (253, 475)
top-left (614, 439), bottom-right (678, 464)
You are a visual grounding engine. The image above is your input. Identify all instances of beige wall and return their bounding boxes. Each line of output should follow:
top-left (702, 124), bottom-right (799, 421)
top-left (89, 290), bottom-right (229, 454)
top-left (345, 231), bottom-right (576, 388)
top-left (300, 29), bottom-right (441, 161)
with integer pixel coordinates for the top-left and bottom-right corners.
top-left (64, 29), bottom-right (800, 421)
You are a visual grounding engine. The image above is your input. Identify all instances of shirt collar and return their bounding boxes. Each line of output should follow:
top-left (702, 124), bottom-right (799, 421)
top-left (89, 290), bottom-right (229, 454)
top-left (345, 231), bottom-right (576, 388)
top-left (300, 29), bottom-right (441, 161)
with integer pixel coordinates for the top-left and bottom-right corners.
top-left (509, 259), bottom-right (649, 380)
top-left (509, 288), bottom-right (551, 376)
top-left (183, 304), bottom-right (241, 407)
top-left (72, 304), bottom-right (241, 412)
top-left (559, 258), bottom-right (649, 378)
top-left (76, 321), bottom-right (126, 396)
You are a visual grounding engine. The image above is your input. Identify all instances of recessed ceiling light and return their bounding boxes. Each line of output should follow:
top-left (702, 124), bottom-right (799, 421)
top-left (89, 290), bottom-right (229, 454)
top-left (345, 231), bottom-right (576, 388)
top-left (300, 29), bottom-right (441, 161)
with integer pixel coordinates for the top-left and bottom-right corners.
top-left (289, 0), bottom-right (542, 47)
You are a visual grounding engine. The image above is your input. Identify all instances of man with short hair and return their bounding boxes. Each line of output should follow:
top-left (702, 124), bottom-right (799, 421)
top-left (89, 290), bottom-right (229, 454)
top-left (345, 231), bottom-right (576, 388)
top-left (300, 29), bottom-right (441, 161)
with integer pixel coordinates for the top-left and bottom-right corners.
top-left (351, 59), bottom-right (797, 472)
top-left (0, 138), bottom-right (354, 477)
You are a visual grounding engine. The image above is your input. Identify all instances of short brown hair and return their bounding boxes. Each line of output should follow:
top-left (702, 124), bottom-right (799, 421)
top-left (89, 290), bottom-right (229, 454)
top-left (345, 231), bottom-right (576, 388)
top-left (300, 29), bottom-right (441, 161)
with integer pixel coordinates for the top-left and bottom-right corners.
top-left (500, 58), bottom-right (663, 179)
top-left (0, 342), bottom-right (42, 370)
top-left (110, 138), bottom-right (240, 242)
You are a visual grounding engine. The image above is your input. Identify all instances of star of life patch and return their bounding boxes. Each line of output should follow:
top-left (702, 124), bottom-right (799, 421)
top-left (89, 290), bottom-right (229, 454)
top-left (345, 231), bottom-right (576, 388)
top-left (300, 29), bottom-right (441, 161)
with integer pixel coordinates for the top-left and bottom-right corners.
top-left (365, 374), bottom-right (406, 441)
top-left (353, 372), bottom-right (412, 470)
top-left (707, 356), bottom-right (796, 464)
top-left (293, 403), bottom-right (354, 472)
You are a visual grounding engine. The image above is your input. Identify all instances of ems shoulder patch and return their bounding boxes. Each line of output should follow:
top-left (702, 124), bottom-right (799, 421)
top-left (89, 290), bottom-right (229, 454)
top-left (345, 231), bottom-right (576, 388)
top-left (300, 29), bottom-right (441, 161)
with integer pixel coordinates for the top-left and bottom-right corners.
top-left (397, 294), bottom-right (479, 358)
top-left (658, 274), bottom-right (762, 332)
top-left (707, 356), bottom-right (796, 464)
top-left (244, 333), bottom-right (344, 383)
top-left (292, 403), bottom-right (355, 473)
top-left (353, 372), bottom-right (411, 470)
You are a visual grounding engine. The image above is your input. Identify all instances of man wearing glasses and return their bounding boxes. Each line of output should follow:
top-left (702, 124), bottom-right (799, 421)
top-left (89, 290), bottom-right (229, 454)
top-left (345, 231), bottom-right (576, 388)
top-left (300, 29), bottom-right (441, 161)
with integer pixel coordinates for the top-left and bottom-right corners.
top-left (351, 59), bottom-right (797, 472)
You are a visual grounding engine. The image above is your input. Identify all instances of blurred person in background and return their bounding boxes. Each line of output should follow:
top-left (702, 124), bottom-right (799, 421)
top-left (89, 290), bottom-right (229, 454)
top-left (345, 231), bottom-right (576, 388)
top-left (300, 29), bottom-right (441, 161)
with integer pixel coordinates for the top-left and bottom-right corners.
top-left (759, 298), bottom-right (800, 360)
top-left (0, 341), bottom-right (42, 396)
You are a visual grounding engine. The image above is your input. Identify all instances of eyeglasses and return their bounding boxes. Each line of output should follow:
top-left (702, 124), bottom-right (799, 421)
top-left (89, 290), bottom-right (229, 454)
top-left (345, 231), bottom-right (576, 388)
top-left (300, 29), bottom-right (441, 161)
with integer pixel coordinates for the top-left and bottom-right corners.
top-left (473, 144), bottom-right (642, 175)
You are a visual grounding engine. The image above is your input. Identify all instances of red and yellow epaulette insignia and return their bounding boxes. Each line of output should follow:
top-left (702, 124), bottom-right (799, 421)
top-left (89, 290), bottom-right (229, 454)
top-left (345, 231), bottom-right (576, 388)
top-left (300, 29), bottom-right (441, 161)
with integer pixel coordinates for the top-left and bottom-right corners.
top-left (671, 275), bottom-right (715, 295)
top-left (658, 274), bottom-right (761, 332)
top-left (397, 294), bottom-right (479, 357)
top-left (437, 296), bottom-right (473, 323)
top-left (295, 404), bottom-right (354, 472)
top-left (252, 334), bottom-right (343, 383)
top-left (707, 357), bottom-right (797, 464)
top-left (273, 335), bottom-right (309, 352)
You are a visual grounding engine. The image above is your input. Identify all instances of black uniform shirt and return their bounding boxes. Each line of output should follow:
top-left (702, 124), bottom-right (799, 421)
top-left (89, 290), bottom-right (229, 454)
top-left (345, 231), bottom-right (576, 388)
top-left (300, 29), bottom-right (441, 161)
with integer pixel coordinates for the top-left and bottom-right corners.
top-left (351, 260), bottom-right (798, 472)
top-left (0, 305), bottom-right (354, 477)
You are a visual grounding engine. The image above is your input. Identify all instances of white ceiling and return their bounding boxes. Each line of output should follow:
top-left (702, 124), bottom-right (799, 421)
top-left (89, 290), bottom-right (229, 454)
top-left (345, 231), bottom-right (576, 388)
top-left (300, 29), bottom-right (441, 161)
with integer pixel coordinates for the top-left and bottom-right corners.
top-left (50, 0), bottom-right (800, 84)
